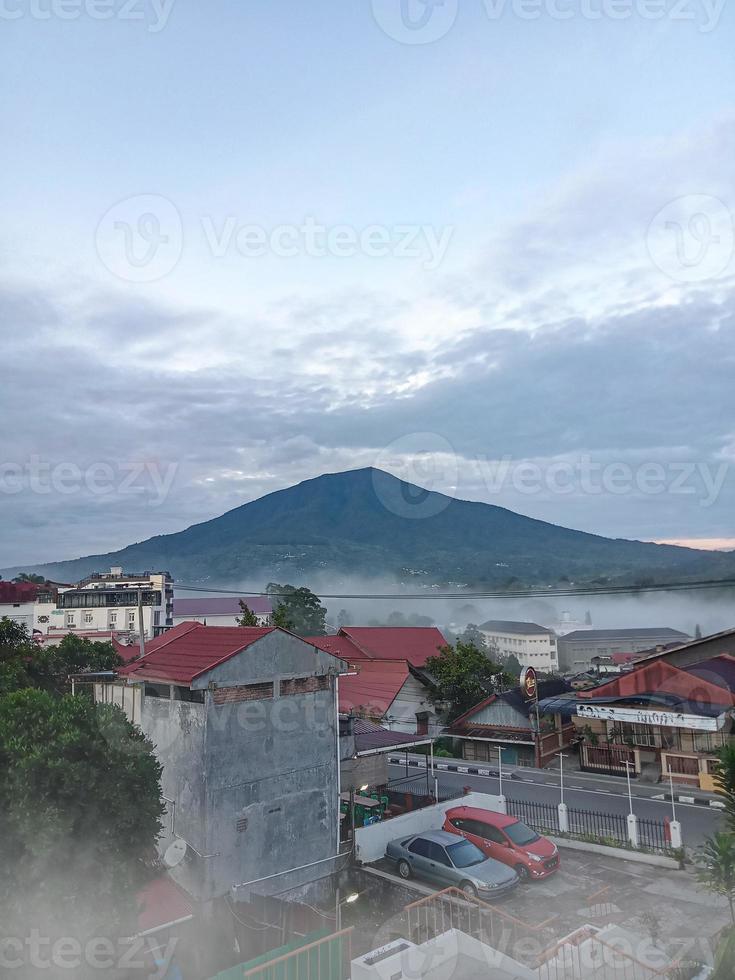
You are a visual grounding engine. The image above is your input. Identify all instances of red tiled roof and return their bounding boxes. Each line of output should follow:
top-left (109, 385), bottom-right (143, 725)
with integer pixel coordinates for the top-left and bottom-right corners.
top-left (338, 659), bottom-right (410, 716)
top-left (112, 636), bottom-right (141, 664)
top-left (340, 627), bottom-right (446, 667)
top-left (119, 622), bottom-right (275, 684)
top-left (136, 875), bottom-right (193, 936)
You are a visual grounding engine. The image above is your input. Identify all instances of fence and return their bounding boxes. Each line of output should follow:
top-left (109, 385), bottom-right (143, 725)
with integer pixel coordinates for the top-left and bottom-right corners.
top-left (383, 771), bottom-right (458, 815)
top-left (405, 885), bottom-right (557, 960)
top-left (237, 928), bottom-right (353, 980)
top-left (507, 798), bottom-right (673, 854)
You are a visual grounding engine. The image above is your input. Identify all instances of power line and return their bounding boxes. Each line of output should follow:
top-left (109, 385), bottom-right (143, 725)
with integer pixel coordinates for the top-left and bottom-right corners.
top-left (172, 577), bottom-right (735, 601)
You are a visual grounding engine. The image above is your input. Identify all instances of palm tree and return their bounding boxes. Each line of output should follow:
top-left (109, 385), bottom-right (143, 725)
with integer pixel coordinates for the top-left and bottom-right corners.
top-left (697, 833), bottom-right (735, 924)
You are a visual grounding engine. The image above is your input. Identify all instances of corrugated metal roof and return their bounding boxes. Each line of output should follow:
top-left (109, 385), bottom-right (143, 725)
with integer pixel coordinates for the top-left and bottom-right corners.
top-left (340, 626), bottom-right (446, 667)
top-left (173, 595), bottom-right (272, 617)
top-left (119, 623), bottom-right (275, 684)
top-left (338, 659), bottom-right (410, 715)
top-left (479, 620), bottom-right (552, 635)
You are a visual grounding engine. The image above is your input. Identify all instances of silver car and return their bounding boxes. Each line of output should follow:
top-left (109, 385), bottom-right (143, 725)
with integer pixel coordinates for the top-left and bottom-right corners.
top-left (386, 828), bottom-right (519, 899)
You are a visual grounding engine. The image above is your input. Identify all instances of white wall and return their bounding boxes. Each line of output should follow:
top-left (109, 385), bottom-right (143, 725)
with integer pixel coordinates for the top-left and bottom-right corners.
top-left (0, 602), bottom-right (34, 630)
top-left (354, 791), bottom-right (504, 864)
top-left (383, 673), bottom-right (443, 736)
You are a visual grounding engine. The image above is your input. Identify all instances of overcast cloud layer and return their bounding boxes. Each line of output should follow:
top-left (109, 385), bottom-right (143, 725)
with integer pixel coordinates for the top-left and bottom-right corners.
top-left (1, 6), bottom-right (734, 566)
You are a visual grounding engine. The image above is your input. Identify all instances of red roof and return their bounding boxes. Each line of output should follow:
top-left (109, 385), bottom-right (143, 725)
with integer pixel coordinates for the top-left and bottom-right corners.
top-left (307, 634), bottom-right (364, 662)
top-left (579, 658), bottom-right (735, 707)
top-left (136, 875), bottom-right (193, 936)
top-left (0, 581), bottom-right (39, 603)
top-left (339, 627), bottom-right (446, 667)
top-left (338, 659), bottom-right (410, 716)
top-left (119, 622), bottom-right (275, 684)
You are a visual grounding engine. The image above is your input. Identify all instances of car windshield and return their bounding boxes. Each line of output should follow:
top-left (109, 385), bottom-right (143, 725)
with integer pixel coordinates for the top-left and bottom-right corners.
top-left (447, 839), bottom-right (486, 868)
top-left (504, 821), bottom-right (540, 846)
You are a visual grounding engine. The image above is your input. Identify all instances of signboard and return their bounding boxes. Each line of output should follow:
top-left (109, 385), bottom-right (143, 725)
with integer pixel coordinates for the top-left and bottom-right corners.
top-left (520, 666), bottom-right (538, 701)
top-left (576, 702), bottom-right (726, 732)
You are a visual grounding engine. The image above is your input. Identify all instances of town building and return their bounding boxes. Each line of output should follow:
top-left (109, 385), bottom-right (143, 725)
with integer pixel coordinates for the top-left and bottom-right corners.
top-left (0, 580), bottom-right (41, 631)
top-left (40, 566), bottom-right (173, 640)
top-left (540, 627), bottom-right (735, 789)
top-left (94, 621), bottom-right (349, 903)
top-left (172, 595), bottom-right (272, 627)
top-left (478, 620), bottom-right (559, 671)
top-left (446, 678), bottom-right (574, 768)
top-left (307, 627), bottom-right (446, 736)
top-left (557, 627), bottom-right (690, 672)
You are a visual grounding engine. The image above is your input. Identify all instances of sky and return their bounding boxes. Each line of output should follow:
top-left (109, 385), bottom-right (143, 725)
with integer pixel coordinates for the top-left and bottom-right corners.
top-left (1, 0), bottom-right (734, 565)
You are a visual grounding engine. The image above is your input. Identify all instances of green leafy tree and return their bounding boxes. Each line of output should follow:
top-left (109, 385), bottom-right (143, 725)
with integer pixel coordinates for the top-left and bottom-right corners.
top-left (12, 572), bottom-right (47, 584)
top-left (426, 640), bottom-right (514, 722)
top-left (236, 601), bottom-right (260, 626)
top-left (0, 689), bottom-right (165, 977)
top-left (266, 583), bottom-right (327, 636)
top-left (697, 833), bottom-right (735, 925)
top-left (503, 653), bottom-right (523, 678)
top-left (712, 743), bottom-right (735, 832)
top-left (459, 624), bottom-right (487, 651)
top-left (0, 620), bottom-right (121, 696)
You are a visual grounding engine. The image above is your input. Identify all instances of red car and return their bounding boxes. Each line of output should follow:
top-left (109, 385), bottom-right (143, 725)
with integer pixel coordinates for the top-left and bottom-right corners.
top-left (443, 805), bottom-right (560, 881)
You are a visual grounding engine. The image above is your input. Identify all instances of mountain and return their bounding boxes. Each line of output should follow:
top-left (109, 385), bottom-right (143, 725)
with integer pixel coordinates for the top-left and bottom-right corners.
top-left (4, 467), bottom-right (735, 587)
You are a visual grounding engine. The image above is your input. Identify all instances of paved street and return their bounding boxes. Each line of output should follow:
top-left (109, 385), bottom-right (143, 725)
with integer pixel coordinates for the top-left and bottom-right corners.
top-left (387, 755), bottom-right (724, 847)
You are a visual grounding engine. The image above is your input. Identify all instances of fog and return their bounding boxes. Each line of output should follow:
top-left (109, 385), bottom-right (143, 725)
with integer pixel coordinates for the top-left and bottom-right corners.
top-left (193, 572), bottom-right (735, 639)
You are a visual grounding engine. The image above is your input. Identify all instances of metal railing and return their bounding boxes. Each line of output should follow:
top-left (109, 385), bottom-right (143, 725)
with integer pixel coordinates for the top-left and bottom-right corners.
top-left (405, 886), bottom-right (557, 962)
top-left (240, 927), bottom-right (352, 980)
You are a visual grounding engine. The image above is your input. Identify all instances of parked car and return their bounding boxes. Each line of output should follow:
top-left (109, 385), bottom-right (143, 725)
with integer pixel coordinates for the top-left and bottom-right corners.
top-left (385, 829), bottom-right (519, 899)
top-left (443, 805), bottom-right (559, 881)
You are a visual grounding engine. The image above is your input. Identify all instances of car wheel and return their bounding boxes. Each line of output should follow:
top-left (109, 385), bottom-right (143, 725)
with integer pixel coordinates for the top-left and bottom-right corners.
top-left (397, 859), bottom-right (411, 880)
top-left (460, 881), bottom-right (478, 899)
top-left (515, 864), bottom-right (531, 882)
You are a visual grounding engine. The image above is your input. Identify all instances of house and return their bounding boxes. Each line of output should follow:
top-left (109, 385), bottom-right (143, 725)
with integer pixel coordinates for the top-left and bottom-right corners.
top-left (550, 645), bottom-right (735, 788)
top-left (446, 678), bottom-right (573, 768)
top-left (172, 595), bottom-right (272, 627)
top-left (0, 580), bottom-right (40, 631)
top-left (41, 566), bottom-right (173, 640)
top-left (307, 627), bottom-right (446, 736)
top-left (557, 627), bottom-right (691, 672)
top-left (478, 620), bottom-right (559, 672)
top-left (95, 622), bottom-right (349, 903)
top-left (339, 714), bottom-right (434, 794)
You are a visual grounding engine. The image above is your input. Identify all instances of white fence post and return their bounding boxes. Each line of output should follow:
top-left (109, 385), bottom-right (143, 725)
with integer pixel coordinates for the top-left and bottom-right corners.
top-left (669, 820), bottom-right (682, 850)
top-left (627, 813), bottom-right (639, 848)
top-left (497, 795), bottom-right (507, 815)
top-left (558, 803), bottom-right (569, 833)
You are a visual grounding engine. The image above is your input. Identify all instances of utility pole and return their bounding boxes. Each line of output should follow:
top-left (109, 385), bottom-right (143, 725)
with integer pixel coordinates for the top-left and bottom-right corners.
top-left (137, 587), bottom-right (146, 659)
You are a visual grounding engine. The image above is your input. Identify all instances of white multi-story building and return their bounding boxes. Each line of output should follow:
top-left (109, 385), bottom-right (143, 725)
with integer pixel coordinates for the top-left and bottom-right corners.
top-left (40, 567), bottom-right (173, 641)
top-left (479, 619), bottom-right (558, 671)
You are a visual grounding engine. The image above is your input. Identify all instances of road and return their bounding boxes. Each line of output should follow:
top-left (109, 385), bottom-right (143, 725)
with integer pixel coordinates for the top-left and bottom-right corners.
top-left (387, 754), bottom-right (723, 847)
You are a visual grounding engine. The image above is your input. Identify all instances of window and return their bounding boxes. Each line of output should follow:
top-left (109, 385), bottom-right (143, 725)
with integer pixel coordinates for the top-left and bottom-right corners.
top-left (504, 821), bottom-right (539, 846)
top-left (144, 683), bottom-right (171, 699)
top-left (446, 840), bottom-right (485, 868)
top-left (109, 612), bottom-right (117, 624)
top-left (416, 712), bottom-right (429, 736)
top-left (469, 820), bottom-right (506, 844)
top-left (65, 613), bottom-right (75, 626)
top-left (172, 686), bottom-right (205, 703)
top-left (428, 842), bottom-right (451, 866)
top-left (408, 838), bottom-right (432, 857)
top-left (84, 613), bottom-right (93, 624)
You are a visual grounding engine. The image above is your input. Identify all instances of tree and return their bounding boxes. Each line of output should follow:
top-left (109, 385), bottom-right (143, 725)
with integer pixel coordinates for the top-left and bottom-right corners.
top-left (712, 743), bottom-right (735, 832)
top-left (236, 601), bottom-right (259, 626)
top-left (425, 640), bottom-right (515, 722)
top-left (12, 572), bottom-right (47, 584)
top-left (459, 624), bottom-right (487, 651)
top-left (697, 833), bottom-right (735, 924)
top-left (266, 583), bottom-right (327, 636)
top-left (0, 620), bottom-right (121, 697)
top-left (0, 689), bottom-right (165, 976)
top-left (503, 653), bottom-right (523, 678)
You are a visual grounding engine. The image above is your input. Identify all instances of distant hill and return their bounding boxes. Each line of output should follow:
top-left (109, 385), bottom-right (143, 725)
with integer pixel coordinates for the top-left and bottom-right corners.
top-left (4, 467), bottom-right (735, 587)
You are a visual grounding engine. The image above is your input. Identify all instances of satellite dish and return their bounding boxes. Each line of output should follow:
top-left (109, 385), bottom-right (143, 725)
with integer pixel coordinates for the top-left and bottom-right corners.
top-left (163, 838), bottom-right (188, 868)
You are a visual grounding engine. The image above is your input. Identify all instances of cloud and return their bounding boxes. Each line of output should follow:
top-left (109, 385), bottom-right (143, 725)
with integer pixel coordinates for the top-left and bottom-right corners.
top-left (2, 117), bottom-right (735, 565)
